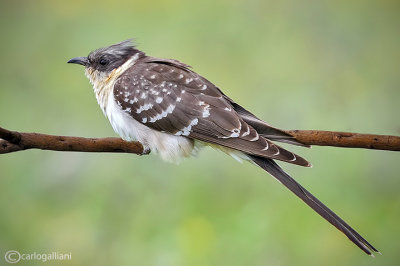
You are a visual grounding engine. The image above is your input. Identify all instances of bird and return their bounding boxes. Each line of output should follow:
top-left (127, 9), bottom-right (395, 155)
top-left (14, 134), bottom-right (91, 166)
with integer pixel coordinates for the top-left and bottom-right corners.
top-left (68, 39), bottom-right (378, 256)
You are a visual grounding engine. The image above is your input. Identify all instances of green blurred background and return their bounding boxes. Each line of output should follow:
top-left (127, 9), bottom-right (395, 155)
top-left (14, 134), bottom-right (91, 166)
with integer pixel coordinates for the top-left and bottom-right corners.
top-left (0, 0), bottom-right (399, 265)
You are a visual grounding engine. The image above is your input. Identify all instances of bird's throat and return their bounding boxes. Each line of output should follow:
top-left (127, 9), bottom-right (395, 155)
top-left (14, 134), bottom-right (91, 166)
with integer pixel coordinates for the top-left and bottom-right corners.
top-left (84, 53), bottom-right (140, 115)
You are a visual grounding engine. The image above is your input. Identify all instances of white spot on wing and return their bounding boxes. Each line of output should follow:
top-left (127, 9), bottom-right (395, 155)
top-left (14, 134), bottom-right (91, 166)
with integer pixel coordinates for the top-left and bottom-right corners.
top-left (198, 101), bottom-right (210, 118)
top-left (143, 103), bottom-right (153, 111)
top-left (175, 118), bottom-right (198, 136)
top-left (202, 107), bottom-right (210, 118)
top-left (262, 141), bottom-right (269, 150)
top-left (149, 104), bottom-right (175, 122)
top-left (155, 97), bottom-right (163, 104)
top-left (201, 84), bottom-right (207, 90)
top-left (185, 78), bottom-right (193, 84)
top-left (230, 132), bottom-right (240, 137)
top-left (250, 134), bottom-right (259, 141)
top-left (242, 126), bottom-right (250, 137)
top-left (223, 128), bottom-right (240, 138)
top-left (273, 147), bottom-right (280, 156)
top-left (136, 103), bottom-right (153, 114)
top-left (178, 74), bottom-right (184, 79)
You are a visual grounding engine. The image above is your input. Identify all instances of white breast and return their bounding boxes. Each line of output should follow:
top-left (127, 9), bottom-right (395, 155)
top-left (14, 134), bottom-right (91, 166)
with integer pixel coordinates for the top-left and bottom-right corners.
top-left (104, 91), bottom-right (197, 163)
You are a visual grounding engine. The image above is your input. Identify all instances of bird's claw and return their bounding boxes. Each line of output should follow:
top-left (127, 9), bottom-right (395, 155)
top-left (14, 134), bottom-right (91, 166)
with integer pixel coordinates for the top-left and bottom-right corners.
top-left (141, 147), bottom-right (151, 155)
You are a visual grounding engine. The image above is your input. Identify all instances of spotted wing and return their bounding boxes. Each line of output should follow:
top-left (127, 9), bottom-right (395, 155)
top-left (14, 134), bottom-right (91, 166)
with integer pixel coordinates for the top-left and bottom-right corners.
top-left (114, 57), bottom-right (310, 166)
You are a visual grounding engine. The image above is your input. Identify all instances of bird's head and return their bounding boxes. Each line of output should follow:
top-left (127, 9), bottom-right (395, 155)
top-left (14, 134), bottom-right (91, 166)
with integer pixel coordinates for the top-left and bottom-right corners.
top-left (68, 39), bottom-right (144, 87)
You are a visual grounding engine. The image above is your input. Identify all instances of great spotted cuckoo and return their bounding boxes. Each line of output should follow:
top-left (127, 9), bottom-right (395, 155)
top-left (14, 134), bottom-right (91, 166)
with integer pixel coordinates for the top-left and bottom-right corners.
top-left (68, 40), bottom-right (378, 256)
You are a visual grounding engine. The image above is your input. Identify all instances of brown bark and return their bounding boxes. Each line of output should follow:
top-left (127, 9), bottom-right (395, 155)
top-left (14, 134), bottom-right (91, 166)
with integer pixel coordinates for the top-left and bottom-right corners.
top-left (0, 126), bottom-right (399, 155)
top-left (284, 130), bottom-right (400, 151)
top-left (0, 126), bottom-right (144, 155)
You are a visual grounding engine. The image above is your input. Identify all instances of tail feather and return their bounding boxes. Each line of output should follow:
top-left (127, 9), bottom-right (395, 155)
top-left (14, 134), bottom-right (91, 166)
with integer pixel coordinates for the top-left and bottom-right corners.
top-left (264, 135), bottom-right (310, 147)
top-left (228, 101), bottom-right (310, 147)
top-left (251, 156), bottom-right (379, 256)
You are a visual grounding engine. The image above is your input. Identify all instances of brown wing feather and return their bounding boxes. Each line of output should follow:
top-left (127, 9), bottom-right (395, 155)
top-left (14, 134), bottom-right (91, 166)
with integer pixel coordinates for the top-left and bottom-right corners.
top-left (113, 58), bottom-right (310, 167)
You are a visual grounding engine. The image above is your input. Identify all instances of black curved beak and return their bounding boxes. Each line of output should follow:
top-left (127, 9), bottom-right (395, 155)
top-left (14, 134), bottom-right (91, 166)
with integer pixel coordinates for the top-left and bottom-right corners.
top-left (68, 57), bottom-right (89, 66)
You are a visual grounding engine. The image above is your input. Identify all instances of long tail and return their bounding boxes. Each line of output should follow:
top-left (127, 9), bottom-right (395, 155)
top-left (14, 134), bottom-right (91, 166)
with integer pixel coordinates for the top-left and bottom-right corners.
top-left (250, 156), bottom-right (379, 256)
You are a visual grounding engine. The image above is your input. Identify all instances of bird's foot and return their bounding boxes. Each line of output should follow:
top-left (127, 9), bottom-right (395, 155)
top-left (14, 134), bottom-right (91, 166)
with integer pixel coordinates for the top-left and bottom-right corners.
top-left (141, 147), bottom-right (151, 155)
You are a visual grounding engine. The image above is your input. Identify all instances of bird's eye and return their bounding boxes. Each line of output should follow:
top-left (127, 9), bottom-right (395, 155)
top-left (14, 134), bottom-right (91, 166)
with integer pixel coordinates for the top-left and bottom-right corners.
top-left (99, 58), bottom-right (109, 66)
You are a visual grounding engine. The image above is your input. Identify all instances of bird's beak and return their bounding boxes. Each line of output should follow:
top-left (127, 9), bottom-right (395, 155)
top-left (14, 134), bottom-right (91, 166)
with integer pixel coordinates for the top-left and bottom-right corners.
top-left (67, 57), bottom-right (89, 66)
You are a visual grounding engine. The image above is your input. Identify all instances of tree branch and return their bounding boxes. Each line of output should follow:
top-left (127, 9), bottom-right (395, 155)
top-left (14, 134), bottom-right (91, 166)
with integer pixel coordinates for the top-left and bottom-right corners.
top-left (0, 126), bottom-right (144, 155)
top-left (284, 130), bottom-right (400, 151)
top-left (0, 126), bottom-right (399, 155)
